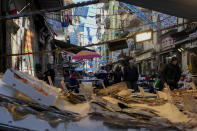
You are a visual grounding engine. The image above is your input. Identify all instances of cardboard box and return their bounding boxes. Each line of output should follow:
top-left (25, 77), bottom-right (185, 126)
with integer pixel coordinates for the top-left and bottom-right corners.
top-left (2, 69), bottom-right (61, 106)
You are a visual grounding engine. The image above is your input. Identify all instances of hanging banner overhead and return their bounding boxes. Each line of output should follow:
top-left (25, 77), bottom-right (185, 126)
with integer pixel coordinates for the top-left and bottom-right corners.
top-left (69, 32), bottom-right (78, 45)
top-left (62, 10), bottom-right (72, 27)
top-left (46, 19), bottom-right (63, 35)
top-left (46, 19), bottom-right (62, 30)
top-left (159, 13), bottom-right (176, 29)
top-left (75, 23), bottom-right (84, 33)
top-left (86, 27), bottom-right (92, 43)
top-left (122, 3), bottom-right (158, 29)
top-left (75, 7), bottom-right (89, 18)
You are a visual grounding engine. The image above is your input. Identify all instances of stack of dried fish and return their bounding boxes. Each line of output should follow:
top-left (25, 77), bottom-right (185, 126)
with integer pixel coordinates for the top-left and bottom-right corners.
top-left (63, 92), bottom-right (86, 104)
top-left (96, 82), bottom-right (128, 96)
top-left (90, 82), bottom-right (197, 130)
top-left (90, 96), bottom-right (182, 130)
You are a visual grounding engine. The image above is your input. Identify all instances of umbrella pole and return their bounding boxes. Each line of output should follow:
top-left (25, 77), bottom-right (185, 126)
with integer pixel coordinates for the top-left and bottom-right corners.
top-left (86, 60), bottom-right (88, 72)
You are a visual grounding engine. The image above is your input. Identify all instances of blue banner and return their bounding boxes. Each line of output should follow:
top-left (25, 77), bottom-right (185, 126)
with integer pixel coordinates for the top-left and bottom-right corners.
top-left (74, 23), bottom-right (84, 33)
top-left (46, 19), bottom-right (62, 30)
top-left (86, 27), bottom-right (92, 42)
top-left (69, 32), bottom-right (78, 45)
top-left (159, 13), bottom-right (176, 29)
top-left (121, 3), bottom-right (158, 29)
top-left (62, 21), bottom-right (69, 27)
top-left (75, 7), bottom-right (89, 18)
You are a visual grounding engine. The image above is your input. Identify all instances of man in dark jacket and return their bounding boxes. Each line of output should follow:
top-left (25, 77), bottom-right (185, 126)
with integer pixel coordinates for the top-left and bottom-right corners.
top-left (98, 67), bottom-right (109, 87)
top-left (44, 64), bottom-right (55, 85)
top-left (162, 57), bottom-right (181, 90)
top-left (124, 59), bottom-right (139, 91)
top-left (113, 66), bottom-right (122, 84)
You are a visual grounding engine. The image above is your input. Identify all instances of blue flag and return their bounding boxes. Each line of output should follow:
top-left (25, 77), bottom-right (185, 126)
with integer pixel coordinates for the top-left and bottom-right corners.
top-left (75, 7), bottom-right (89, 18)
top-left (62, 22), bottom-right (69, 27)
top-left (46, 19), bottom-right (62, 30)
top-left (75, 23), bottom-right (84, 33)
top-left (69, 32), bottom-right (78, 45)
top-left (86, 27), bottom-right (92, 42)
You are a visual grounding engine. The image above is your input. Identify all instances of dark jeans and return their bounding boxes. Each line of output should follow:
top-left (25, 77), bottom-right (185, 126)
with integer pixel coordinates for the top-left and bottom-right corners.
top-left (168, 83), bottom-right (178, 90)
top-left (126, 81), bottom-right (137, 91)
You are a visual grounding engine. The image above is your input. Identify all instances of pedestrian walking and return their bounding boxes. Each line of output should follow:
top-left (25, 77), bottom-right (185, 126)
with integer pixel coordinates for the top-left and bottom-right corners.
top-left (123, 59), bottom-right (139, 92)
top-left (161, 57), bottom-right (181, 90)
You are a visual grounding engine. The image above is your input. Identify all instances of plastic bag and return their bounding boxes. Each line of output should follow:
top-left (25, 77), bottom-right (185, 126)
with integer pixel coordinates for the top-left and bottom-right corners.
top-left (154, 78), bottom-right (161, 89)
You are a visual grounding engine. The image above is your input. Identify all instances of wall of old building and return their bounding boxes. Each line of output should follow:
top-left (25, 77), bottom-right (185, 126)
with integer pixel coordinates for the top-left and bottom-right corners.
top-left (4, 14), bottom-right (55, 76)
top-left (5, 17), bottom-right (37, 75)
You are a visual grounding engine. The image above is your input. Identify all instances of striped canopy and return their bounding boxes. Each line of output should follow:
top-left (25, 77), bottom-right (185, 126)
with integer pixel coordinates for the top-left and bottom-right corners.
top-left (72, 50), bottom-right (101, 60)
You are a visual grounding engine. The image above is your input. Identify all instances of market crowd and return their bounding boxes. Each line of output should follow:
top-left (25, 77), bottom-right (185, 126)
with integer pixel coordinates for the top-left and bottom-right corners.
top-left (36, 56), bottom-right (191, 93)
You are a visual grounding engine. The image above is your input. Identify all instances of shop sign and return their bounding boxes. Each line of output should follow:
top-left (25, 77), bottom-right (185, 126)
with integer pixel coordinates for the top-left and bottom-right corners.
top-left (185, 41), bottom-right (197, 49)
top-left (108, 39), bottom-right (128, 51)
top-left (136, 52), bottom-right (152, 62)
top-left (135, 30), bottom-right (153, 43)
top-left (161, 37), bottom-right (175, 51)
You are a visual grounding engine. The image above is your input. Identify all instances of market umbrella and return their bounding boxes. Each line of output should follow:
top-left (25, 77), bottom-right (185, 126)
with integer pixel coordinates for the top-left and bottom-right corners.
top-left (72, 50), bottom-right (101, 60)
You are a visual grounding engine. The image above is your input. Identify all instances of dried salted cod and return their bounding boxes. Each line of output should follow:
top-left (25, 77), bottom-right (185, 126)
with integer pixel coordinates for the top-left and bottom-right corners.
top-left (117, 89), bottom-right (134, 96)
top-left (128, 103), bottom-right (191, 123)
top-left (97, 82), bottom-right (128, 96)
